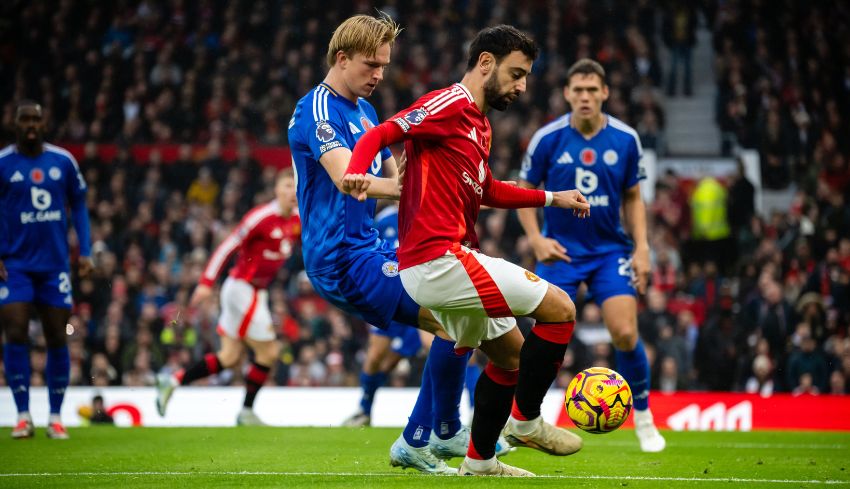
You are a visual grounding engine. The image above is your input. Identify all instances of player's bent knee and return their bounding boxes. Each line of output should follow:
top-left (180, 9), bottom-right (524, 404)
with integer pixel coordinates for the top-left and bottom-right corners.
top-left (608, 324), bottom-right (638, 350)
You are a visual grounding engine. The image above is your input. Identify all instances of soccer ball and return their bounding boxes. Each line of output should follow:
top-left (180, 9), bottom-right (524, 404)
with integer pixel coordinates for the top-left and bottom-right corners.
top-left (565, 367), bottom-right (632, 433)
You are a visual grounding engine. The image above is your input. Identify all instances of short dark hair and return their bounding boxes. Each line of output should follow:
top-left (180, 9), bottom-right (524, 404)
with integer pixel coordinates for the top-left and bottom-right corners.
top-left (466, 25), bottom-right (538, 70)
top-left (565, 58), bottom-right (606, 86)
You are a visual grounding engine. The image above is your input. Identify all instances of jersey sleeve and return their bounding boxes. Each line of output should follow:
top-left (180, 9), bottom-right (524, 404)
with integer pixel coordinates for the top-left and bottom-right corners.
top-left (303, 105), bottom-right (351, 161)
top-left (362, 101), bottom-right (393, 163)
top-left (199, 215), bottom-right (253, 287)
top-left (624, 134), bottom-right (646, 190)
top-left (389, 89), bottom-right (469, 140)
top-left (518, 129), bottom-right (552, 186)
top-left (64, 152), bottom-right (92, 257)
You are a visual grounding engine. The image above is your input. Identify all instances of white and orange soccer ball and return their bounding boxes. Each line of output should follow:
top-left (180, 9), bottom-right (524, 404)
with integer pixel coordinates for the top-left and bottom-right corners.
top-left (565, 366), bottom-right (633, 433)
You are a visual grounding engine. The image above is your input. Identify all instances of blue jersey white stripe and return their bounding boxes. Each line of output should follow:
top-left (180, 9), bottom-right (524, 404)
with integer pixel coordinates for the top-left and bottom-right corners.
top-left (288, 84), bottom-right (393, 273)
top-left (520, 113), bottom-right (645, 257)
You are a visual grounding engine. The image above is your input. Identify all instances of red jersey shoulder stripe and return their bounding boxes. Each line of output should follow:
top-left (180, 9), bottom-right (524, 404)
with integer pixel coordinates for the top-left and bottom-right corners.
top-left (201, 202), bottom-right (278, 284)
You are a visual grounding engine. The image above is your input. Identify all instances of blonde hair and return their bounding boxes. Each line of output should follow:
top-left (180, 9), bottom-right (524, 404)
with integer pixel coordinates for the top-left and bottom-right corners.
top-left (326, 13), bottom-right (401, 68)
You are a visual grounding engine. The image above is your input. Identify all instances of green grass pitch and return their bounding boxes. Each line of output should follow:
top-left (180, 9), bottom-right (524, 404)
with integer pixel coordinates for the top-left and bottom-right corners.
top-left (0, 427), bottom-right (848, 488)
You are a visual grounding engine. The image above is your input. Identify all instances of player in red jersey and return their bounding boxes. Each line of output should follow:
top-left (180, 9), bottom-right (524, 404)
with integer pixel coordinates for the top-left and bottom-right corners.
top-left (155, 169), bottom-right (300, 426)
top-left (345, 25), bottom-right (590, 477)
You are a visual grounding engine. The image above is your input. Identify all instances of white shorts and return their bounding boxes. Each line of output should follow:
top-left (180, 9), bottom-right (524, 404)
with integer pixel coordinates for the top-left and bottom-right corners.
top-left (216, 277), bottom-right (275, 341)
top-left (400, 244), bottom-right (549, 349)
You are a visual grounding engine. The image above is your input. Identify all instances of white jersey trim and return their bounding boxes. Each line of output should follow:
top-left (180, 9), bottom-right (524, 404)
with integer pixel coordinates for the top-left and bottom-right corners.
top-left (312, 86), bottom-right (330, 122)
top-left (202, 202), bottom-right (277, 283)
top-left (607, 116), bottom-right (644, 158)
top-left (527, 114), bottom-right (570, 156)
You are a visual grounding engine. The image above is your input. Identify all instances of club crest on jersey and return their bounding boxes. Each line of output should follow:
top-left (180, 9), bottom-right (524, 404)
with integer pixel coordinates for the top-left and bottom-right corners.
top-left (315, 121), bottom-right (336, 143)
top-left (382, 261), bottom-right (400, 277)
top-left (30, 168), bottom-right (45, 184)
top-left (0, 286), bottom-right (8, 300)
top-left (603, 149), bottom-right (618, 165)
top-left (49, 166), bottom-right (62, 180)
top-left (360, 117), bottom-right (374, 130)
top-left (580, 148), bottom-right (597, 166)
top-left (404, 108), bottom-right (428, 126)
top-left (525, 271), bottom-right (541, 282)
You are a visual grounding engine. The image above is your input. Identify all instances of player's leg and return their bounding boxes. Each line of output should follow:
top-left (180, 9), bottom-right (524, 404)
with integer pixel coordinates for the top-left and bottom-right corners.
top-left (36, 303), bottom-right (72, 439)
top-left (464, 352), bottom-right (481, 410)
top-left (344, 330), bottom-right (393, 427)
top-left (157, 279), bottom-right (251, 416)
top-left (239, 337), bottom-right (279, 426)
top-left (1, 295), bottom-right (35, 439)
top-left (602, 295), bottom-right (666, 452)
top-left (592, 252), bottom-right (665, 451)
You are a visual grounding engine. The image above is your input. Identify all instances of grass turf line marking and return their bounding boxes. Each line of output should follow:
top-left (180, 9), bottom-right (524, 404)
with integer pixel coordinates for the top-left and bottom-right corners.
top-left (0, 472), bottom-right (848, 484)
top-left (596, 441), bottom-right (847, 450)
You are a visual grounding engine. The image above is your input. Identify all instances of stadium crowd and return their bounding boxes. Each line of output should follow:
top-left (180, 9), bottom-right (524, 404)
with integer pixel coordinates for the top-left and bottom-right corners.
top-left (0, 0), bottom-right (847, 396)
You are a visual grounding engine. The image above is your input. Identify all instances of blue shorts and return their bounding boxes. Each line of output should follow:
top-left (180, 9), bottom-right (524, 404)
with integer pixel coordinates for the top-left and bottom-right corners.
top-left (535, 250), bottom-right (636, 304)
top-left (0, 268), bottom-right (73, 309)
top-left (370, 323), bottom-right (422, 357)
top-left (307, 246), bottom-right (420, 330)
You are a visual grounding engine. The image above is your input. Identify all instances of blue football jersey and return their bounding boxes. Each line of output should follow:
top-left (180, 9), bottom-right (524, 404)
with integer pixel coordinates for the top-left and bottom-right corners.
top-left (288, 83), bottom-right (393, 273)
top-left (519, 114), bottom-right (645, 257)
top-left (0, 143), bottom-right (91, 271)
top-left (374, 205), bottom-right (399, 249)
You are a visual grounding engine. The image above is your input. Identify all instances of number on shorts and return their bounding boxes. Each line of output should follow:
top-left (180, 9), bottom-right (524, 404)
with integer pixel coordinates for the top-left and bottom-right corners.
top-left (617, 257), bottom-right (633, 277)
top-left (58, 272), bottom-right (71, 293)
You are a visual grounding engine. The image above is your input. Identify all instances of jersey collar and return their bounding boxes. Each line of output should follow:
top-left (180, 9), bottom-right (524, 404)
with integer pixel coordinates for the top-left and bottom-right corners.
top-left (568, 113), bottom-right (608, 140)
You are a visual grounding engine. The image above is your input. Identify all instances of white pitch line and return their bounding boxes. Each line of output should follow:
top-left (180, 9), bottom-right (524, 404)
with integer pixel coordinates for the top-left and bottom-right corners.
top-left (595, 441), bottom-right (848, 450)
top-left (0, 472), bottom-right (847, 484)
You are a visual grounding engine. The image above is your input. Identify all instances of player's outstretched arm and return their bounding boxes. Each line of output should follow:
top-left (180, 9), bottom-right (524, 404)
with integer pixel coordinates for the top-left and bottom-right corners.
top-left (345, 122), bottom-right (406, 201)
top-left (321, 146), bottom-right (400, 201)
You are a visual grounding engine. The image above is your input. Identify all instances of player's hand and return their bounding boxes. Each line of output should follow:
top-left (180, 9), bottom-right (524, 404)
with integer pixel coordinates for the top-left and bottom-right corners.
top-left (341, 173), bottom-right (371, 202)
top-left (529, 235), bottom-right (571, 264)
top-left (631, 245), bottom-right (651, 294)
top-left (0, 259), bottom-right (7, 281)
top-left (189, 284), bottom-right (214, 308)
top-left (552, 189), bottom-right (591, 218)
top-left (78, 256), bottom-right (94, 278)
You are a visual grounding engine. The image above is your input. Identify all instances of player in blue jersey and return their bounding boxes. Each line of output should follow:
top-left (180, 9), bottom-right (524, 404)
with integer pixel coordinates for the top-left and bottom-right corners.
top-left (343, 203), bottom-right (485, 429)
top-left (517, 59), bottom-right (666, 452)
top-left (342, 203), bottom-right (426, 427)
top-left (287, 14), bottom-right (475, 474)
top-left (0, 100), bottom-right (92, 440)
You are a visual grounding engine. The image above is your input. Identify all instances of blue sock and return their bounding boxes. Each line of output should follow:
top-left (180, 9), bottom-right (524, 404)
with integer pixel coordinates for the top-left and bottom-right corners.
top-left (4, 343), bottom-right (31, 414)
top-left (46, 346), bottom-right (70, 415)
top-left (615, 339), bottom-right (651, 411)
top-left (464, 362), bottom-right (481, 408)
top-left (428, 336), bottom-right (467, 440)
top-left (402, 356), bottom-right (433, 448)
top-left (359, 371), bottom-right (387, 415)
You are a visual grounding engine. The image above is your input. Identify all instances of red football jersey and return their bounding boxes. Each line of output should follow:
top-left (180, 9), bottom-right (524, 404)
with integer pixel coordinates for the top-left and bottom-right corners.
top-left (390, 83), bottom-right (499, 269)
top-left (200, 201), bottom-right (301, 289)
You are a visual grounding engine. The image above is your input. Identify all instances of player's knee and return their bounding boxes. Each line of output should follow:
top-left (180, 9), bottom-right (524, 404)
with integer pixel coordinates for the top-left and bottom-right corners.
top-left (258, 342), bottom-right (281, 365)
top-left (552, 288), bottom-right (576, 323)
top-left (609, 326), bottom-right (638, 351)
top-left (217, 350), bottom-right (239, 369)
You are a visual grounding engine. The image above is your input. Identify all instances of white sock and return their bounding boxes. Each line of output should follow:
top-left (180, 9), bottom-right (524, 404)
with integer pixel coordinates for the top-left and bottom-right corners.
top-left (49, 413), bottom-right (62, 425)
top-left (18, 411), bottom-right (32, 422)
top-left (508, 415), bottom-right (541, 436)
top-left (463, 456), bottom-right (496, 472)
